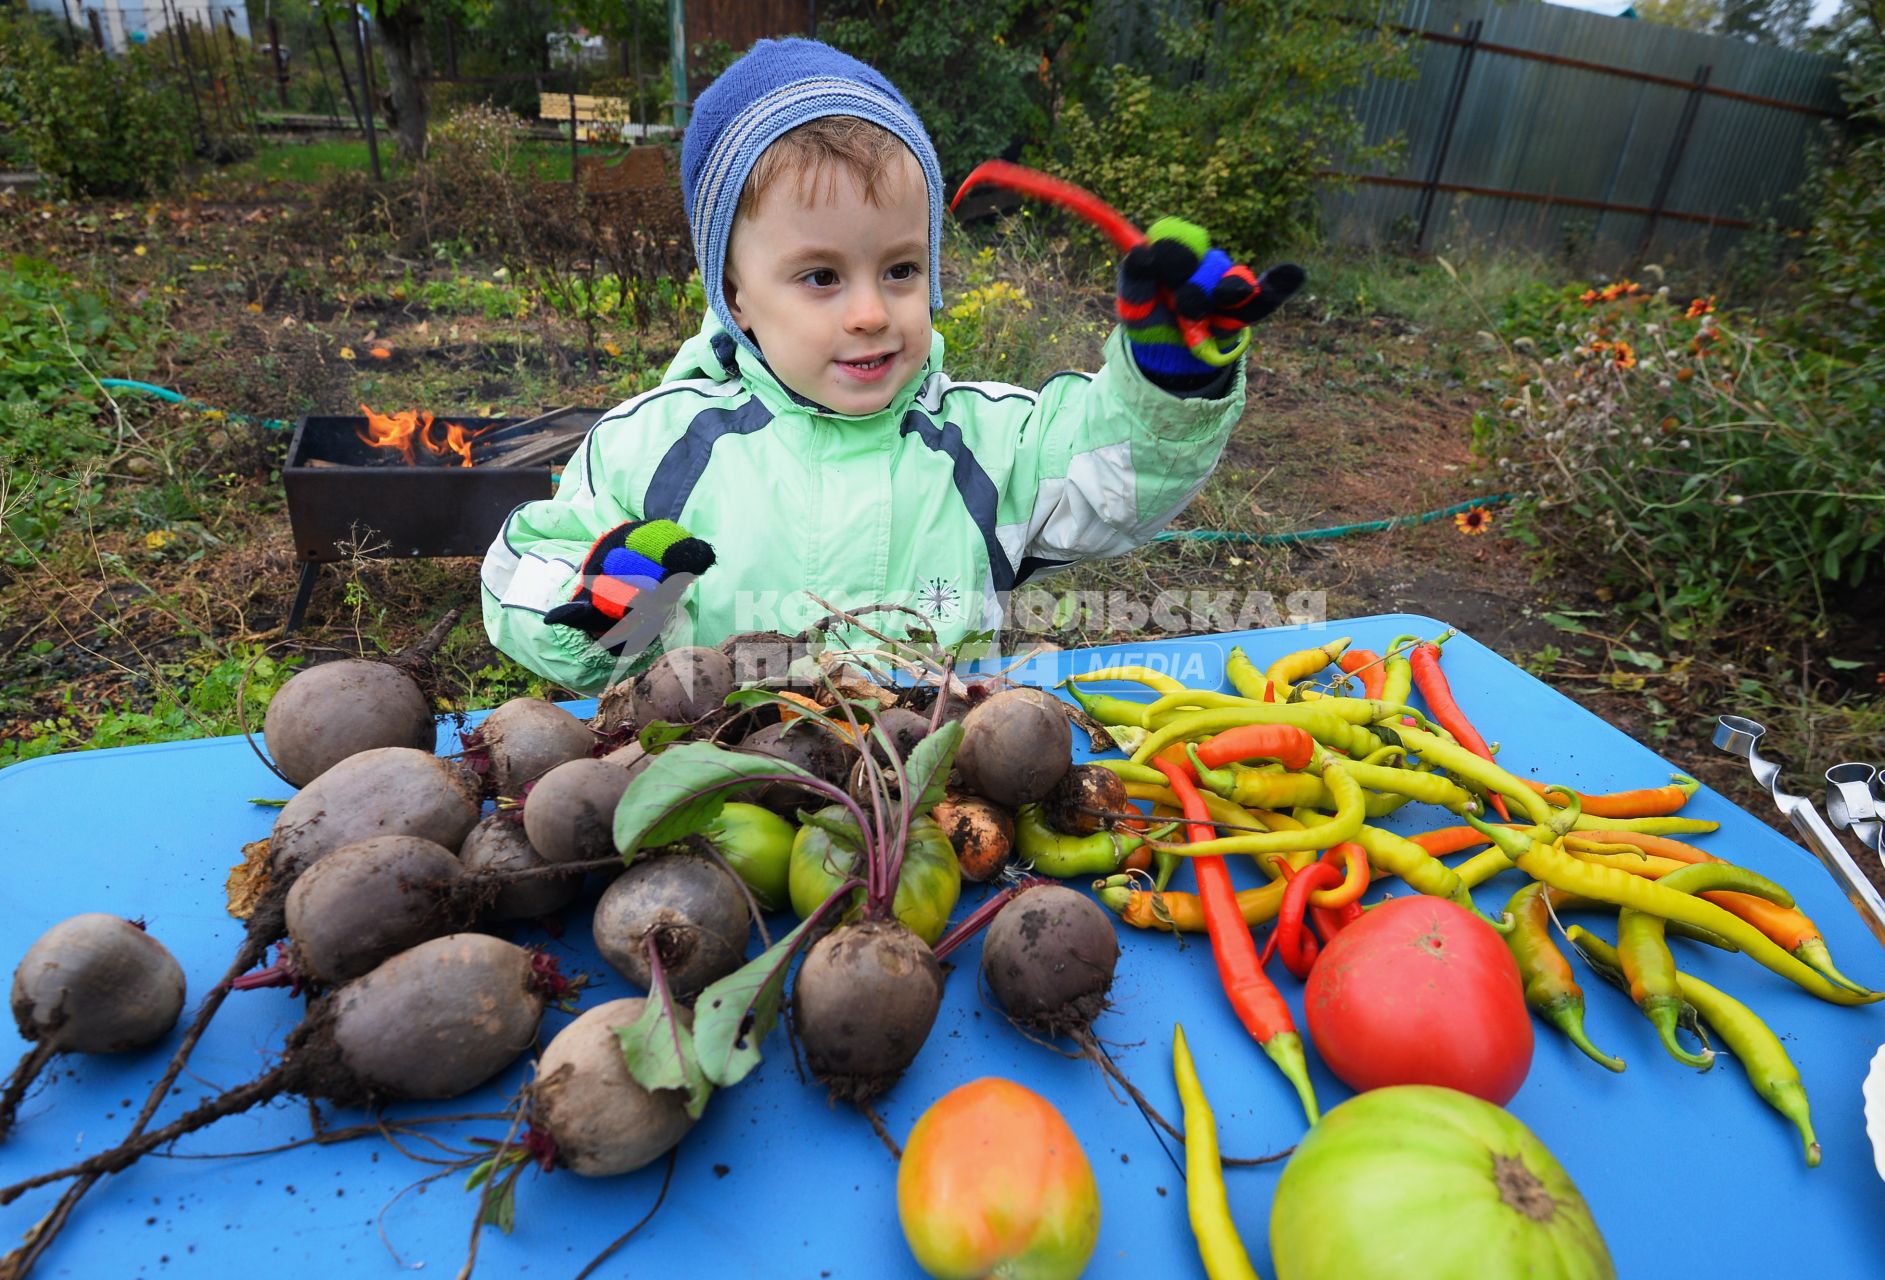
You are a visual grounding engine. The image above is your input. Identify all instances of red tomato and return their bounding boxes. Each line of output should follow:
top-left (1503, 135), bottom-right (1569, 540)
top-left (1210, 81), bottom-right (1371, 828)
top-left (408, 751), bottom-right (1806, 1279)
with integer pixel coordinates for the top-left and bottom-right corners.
top-left (1304, 895), bottom-right (1533, 1105)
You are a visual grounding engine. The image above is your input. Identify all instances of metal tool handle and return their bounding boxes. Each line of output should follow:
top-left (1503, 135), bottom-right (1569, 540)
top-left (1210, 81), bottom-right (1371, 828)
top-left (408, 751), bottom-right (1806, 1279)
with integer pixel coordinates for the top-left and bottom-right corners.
top-left (1715, 717), bottom-right (1885, 951)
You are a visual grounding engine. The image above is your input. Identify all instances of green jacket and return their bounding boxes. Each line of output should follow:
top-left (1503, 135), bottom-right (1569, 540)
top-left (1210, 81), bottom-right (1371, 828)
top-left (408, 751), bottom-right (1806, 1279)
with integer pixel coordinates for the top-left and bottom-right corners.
top-left (480, 316), bottom-right (1246, 693)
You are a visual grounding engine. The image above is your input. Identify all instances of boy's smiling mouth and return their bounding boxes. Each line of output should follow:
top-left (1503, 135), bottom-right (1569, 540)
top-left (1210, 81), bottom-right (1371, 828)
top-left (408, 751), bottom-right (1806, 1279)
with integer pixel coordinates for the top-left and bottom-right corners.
top-left (836, 352), bottom-right (898, 383)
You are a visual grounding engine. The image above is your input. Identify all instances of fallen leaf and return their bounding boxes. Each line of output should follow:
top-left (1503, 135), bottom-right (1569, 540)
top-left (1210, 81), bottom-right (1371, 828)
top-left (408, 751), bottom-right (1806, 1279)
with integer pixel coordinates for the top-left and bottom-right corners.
top-left (246, 302), bottom-right (263, 313)
top-left (370, 346), bottom-right (393, 360)
top-left (339, 346), bottom-right (356, 361)
top-left (133, 245), bottom-right (147, 256)
top-left (144, 529), bottom-right (177, 550)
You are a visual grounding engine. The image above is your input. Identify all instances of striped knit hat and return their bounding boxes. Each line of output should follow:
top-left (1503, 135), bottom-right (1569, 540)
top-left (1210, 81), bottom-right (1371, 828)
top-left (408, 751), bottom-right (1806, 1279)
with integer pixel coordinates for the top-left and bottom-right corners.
top-left (680, 38), bottom-right (945, 361)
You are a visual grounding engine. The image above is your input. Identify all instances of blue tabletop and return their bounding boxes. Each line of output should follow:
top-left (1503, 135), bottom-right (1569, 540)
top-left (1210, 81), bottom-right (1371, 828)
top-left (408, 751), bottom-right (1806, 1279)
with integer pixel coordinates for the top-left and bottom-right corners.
top-left (1, 614), bottom-right (1881, 1278)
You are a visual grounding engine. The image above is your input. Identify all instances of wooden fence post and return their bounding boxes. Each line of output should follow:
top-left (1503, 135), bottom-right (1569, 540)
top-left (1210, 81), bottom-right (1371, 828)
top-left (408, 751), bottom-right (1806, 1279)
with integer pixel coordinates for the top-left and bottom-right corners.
top-left (1637, 64), bottom-right (1712, 265)
top-left (1415, 18), bottom-right (1482, 252)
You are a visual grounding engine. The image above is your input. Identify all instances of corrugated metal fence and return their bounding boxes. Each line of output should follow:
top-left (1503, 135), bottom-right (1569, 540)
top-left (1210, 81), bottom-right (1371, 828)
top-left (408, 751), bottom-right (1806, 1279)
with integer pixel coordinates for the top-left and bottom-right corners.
top-left (1324, 0), bottom-right (1846, 262)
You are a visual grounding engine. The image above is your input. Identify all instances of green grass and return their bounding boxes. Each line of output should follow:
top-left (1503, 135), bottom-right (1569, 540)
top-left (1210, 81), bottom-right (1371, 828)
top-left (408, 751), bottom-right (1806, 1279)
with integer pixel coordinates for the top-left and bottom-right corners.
top-left (236, 137), bottom-right (619, 186)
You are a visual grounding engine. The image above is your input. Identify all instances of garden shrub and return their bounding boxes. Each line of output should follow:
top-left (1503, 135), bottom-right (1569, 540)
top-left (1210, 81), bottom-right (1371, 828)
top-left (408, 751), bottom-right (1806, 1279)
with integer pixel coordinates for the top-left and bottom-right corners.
top-left (0, 15), bottom-right (189, 198)
top-left (1474, 281), bottom-right (1882, 641)
top-left (1038, 0), bottom-right (1410, 260)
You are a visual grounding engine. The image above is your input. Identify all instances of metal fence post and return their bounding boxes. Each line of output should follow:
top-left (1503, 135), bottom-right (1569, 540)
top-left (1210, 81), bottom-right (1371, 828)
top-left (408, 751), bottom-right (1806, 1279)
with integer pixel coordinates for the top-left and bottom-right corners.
top-left (322, 14), bottom-right (365, 137)
top-left (1415, 18), bottom-right (1482, 252)
top-left (1637, 63), bottom-right (1712, 265)
top-left (268, 15), bottom-right (289, 108)
top-left (351, 10), bottom-right (383, 182)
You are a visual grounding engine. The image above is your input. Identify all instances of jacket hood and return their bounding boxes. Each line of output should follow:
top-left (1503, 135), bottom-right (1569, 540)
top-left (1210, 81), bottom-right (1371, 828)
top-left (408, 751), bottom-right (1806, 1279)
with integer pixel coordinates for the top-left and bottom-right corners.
top-left (662, 313), bottom-right (947, 427)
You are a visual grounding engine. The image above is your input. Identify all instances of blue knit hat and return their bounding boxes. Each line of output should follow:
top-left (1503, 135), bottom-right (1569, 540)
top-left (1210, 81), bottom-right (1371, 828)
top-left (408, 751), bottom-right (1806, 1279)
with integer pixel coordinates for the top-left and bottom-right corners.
top-left (681, 38), bottom-right (945, 361)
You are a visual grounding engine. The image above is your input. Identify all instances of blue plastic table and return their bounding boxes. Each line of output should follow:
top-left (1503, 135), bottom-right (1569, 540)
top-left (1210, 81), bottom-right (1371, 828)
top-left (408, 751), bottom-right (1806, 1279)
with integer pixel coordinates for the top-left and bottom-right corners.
top-left (2, 614), bottom-right (1881, 1278)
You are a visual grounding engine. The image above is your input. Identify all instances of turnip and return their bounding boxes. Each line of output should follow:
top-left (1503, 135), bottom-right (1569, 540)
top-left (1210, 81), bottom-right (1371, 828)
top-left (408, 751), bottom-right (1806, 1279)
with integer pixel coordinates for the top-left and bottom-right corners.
top-left (531, 998), bottom-right (697, 1176)
top-left (459, 697), bottom-right (595, 798)
top-left (269, 746), bottom-right (481, 884)
top-left (523, 757), bottom-right (636, 864)
top-left (458, 815), bottom-right (581, 921)
top-left (0, 935), bottom-right (560, 1240)
top-left (281, 836), bottom-right (464, 986)
top-left (955, 687), bottom-right (1073, 807)
top-left (1, 916), bottom-right (187, 1138)
top-left (261, 658), bottom-right (436, 786)
top-left (592, 851), bottom-right (750, 1000)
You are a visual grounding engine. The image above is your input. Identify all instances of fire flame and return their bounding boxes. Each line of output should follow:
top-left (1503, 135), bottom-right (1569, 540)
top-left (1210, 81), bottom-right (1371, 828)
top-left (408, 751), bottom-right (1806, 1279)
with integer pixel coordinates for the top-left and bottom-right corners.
top-left (356, 403), bottom-right (492, 467)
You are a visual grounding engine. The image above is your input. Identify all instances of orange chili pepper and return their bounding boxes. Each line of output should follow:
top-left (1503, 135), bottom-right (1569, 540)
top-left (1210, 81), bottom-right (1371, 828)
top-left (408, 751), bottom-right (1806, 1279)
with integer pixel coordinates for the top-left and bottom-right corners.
top-left (1337, 649), bottom-right (1386, 700)
top-left (1409, 641), bottom-right (1509, 820)
top-left (1522, 774), bottom-right (1699, 818)
top-left (1192, 723), bottom-right (1316, 772)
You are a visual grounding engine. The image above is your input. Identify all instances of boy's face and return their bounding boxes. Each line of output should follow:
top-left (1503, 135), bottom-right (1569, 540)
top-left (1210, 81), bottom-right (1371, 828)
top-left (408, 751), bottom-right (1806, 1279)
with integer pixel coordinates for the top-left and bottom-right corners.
top-left (724, 147), bottom-right (931, 416)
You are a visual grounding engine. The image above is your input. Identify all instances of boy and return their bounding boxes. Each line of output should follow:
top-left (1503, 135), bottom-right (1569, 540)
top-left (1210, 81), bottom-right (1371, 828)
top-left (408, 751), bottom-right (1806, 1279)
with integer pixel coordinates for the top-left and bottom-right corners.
top-left (481, 38), bottom-right (1301, 693)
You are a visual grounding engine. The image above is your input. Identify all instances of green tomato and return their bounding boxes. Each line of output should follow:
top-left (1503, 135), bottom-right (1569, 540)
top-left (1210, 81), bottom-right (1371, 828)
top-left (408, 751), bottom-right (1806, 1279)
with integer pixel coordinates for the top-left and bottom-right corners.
top-left (788, 806), bottom-right (961, 945)
top-left (1270, 1085), bottom-right (1615, 1280)
top-left (701, 802), bottom-right (797, 913)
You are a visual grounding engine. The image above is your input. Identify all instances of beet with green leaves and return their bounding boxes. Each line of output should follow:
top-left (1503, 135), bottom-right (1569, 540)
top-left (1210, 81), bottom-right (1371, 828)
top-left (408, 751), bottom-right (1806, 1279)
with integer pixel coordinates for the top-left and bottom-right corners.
top-left (531, 997), bottom-right (697, 1176)
top-left (460, 698), bottom-right (596, 798)
top-left (592, 851), bottom-right (750, 1000)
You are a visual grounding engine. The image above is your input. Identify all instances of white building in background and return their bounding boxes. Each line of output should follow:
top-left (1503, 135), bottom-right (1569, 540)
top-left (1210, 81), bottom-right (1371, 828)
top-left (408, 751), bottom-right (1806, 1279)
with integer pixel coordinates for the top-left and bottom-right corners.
top-left (25, 0), bottom-right (253, 57)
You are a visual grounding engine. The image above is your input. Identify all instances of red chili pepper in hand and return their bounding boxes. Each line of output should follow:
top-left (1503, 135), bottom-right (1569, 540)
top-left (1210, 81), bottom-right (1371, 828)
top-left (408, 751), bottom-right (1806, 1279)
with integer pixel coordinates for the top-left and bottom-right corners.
top-left (950, 160), bottom-right (1145, 253)
top-left (1338, 649), bottom-right (1386, 700)
top-left (1153, 756), bottom-right (1320, 1125)
top-left (1409, 642), bottom-right (1510, 821)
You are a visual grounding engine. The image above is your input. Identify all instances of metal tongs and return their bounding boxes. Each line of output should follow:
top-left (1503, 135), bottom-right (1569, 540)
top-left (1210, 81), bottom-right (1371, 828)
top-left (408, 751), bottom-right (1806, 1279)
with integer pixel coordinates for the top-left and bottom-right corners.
top-left (1714, 715), bottom-right (1885, 949)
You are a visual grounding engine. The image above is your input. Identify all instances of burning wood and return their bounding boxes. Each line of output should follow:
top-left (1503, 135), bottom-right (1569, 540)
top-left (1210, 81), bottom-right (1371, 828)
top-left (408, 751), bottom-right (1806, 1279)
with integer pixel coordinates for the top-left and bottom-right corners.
top-left (356, 403), bottom-right (494, 467)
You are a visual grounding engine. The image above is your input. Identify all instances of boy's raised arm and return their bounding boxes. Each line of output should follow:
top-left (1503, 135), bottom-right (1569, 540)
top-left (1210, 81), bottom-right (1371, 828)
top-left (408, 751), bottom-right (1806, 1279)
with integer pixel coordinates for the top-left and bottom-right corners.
top-left (979, 221), bottom-right (1302, 583)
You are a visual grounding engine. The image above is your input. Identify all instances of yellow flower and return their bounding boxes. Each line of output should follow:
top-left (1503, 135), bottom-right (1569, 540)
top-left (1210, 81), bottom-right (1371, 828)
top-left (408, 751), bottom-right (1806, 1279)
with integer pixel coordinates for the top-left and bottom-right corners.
top-left (144, 529), bottom-right (177, 550)
top-left (1454, 507), bottom-right (1492, 536)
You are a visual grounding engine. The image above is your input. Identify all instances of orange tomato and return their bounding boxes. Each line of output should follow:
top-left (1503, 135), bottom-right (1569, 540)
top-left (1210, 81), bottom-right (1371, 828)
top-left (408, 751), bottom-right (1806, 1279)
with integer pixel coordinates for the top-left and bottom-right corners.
top-left (897, 1079), bottom-right (1100, 1280)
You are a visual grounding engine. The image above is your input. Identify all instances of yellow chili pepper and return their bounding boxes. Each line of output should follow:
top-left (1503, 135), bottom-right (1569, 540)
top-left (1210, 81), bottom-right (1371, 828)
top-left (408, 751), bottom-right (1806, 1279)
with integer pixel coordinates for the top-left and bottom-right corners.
top-left (1172, 1024), bottom-right (1262, 1280)
top-left (1467, 813), bottom-right (1881, 1006)
top-left (1225, 646), bottom-right (1268, 701)
top-left (1570, 929), bottom-right (1820, 1167)
top-left (1063, 665), bottom-right (1188, 695)
top-left (1394, 725), bottom-right (1559, 826)
top-left (1352, 823), bottom-right (1470, 904)
top-left (1264, 636), bottom-right (1351, 699)
top-left (1152, 764), bottom-right (1365, 859)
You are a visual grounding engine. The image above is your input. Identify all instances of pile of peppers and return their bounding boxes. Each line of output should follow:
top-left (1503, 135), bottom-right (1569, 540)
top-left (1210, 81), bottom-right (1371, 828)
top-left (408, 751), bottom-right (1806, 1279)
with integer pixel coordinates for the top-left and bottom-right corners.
top-left (1039, 633), bottom-right (1876, 1194)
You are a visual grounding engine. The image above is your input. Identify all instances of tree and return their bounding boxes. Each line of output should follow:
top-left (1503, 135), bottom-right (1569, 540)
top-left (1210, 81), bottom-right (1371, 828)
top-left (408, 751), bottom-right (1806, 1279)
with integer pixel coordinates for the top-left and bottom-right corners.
top-left (1716, 0), bottom-right (1816, 47)
top-left (1634, 0), bottom-right (1723, 34)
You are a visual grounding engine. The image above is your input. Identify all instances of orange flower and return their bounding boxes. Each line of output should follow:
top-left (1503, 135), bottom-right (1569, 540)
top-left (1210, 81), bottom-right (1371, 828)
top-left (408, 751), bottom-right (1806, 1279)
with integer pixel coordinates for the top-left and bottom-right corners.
top-left (1454, 507), bottom-right (1493, 536)
top-left (1613, 341), bottom-right (1637, 369)
top-left (1580, 289), bottom-right (1600, 304)
top-left (1686, 295), bottom-right (1715, 319)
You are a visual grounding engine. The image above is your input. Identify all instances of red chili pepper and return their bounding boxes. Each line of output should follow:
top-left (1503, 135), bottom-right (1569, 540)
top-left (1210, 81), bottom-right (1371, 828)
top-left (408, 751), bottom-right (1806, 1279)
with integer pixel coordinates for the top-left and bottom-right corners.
top-left (1337, 649), bottom-right (1386, 700)
top-left (1409, 642), bottom-right (1510, 820)
top-left (1191, 723), bottom-right (1316, 773)
top-left (1308, 843), bottom-right (1369, 943)
top-left (950, 160), bottom-right (1146, 254)
top-left (1263, 680), bottom-right (1277, 704)
top-left (1263, 858), bottom-right (1344, 979)
top-left (1153, 757), bottom-right (1320, 1125)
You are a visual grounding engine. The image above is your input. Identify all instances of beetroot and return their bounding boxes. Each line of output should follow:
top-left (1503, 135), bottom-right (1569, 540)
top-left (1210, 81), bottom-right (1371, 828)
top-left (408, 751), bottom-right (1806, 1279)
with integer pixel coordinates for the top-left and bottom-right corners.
top-left (532, 998), bottom-right (697, 1176)
top-left (592, 852), bottom-right (750, 1000)
top-left (461, 698), bottom-right (595, 798)
top-left (2, 915), bottom-right (187, 1137)
top-left (0, 934), bottom-right (557, 1239)
top-left (737, 720), bottom-right (859, 816)
top-left (523, 757), bottom-right (636, 864)
top-left (955, 688), bottom-right (1072, 807)
top-left (268, 746), bottom-right (480, 884)
top-left (282, 836), bottom-right (464, 986)
top-left (458, 815), bottom-right (581, 921)
top-left (261, 658), bottom-right (435, 787)
top-left (791, 919), bottom-right (943, 1104)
